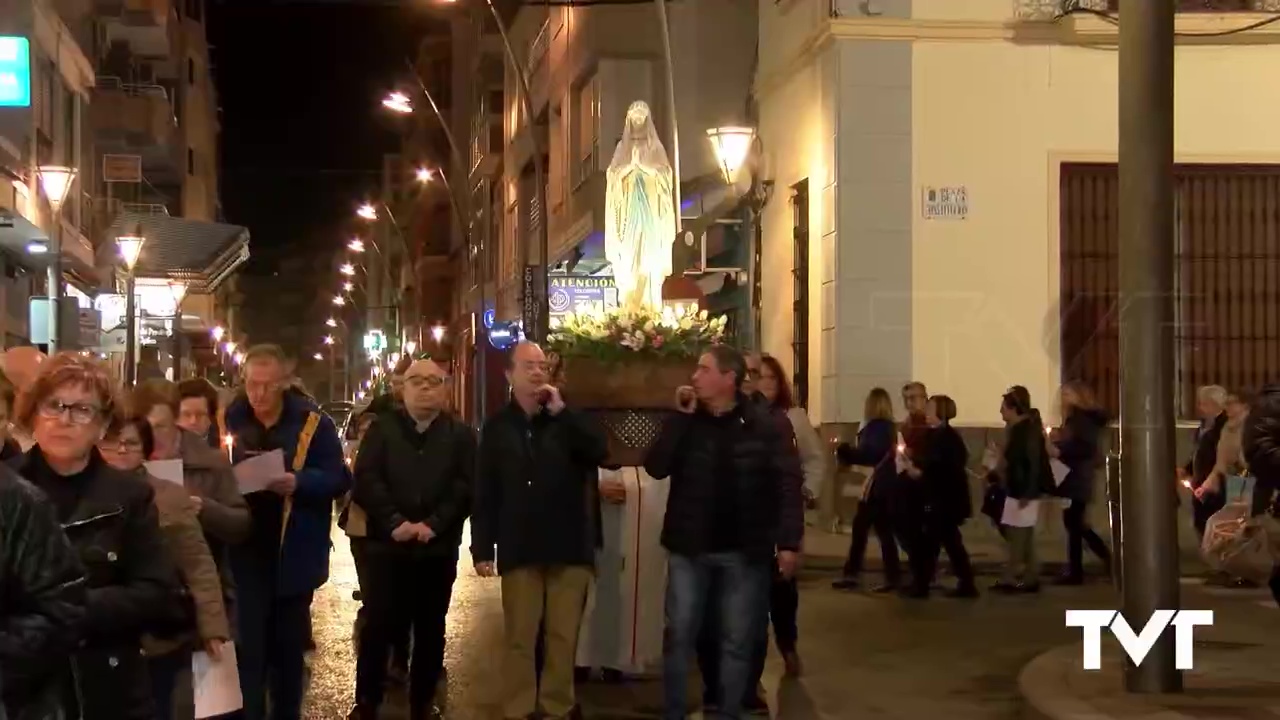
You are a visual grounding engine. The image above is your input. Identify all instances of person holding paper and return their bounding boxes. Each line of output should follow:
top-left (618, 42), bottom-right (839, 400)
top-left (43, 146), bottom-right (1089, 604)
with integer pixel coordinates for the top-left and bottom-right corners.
top-left (224, 345), bottom-right (348, 720)
top-left (349, 359), bottom-right (475, 720)
top-left (991, 386), bottom-right (1052, 595)
top-left (11, 353), bottom-right (183, 720)
top-left (134, 380), bottom-right (249, 627)
top-left (0, 462), bottom-right (86, 720)
top-left (1046, 381), bottom-right (1112, 585)
top-left (99, 416), bottom-right (231, 720)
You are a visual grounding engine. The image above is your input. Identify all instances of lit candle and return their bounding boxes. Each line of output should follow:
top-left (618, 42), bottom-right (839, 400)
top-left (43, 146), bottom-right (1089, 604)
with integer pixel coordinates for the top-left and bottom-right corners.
top-left (896, 442), bottom-right (906, 455)
top-left (225, 434), bottom-right (235, 463)
top-left (1182, 478), bottom-right (1192, 489)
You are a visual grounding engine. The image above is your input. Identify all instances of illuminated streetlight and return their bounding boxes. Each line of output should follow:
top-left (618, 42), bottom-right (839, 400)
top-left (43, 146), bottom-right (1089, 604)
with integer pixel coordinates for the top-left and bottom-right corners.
top-left (37, 165), bottom-right (77, 210)
top-left (357, 203), bottom-right (378, 221)
top-left (233, 351), bottom-right (245, 365)
top-left (326, 317), bottom-right (338, 328)
top-left (415, 167), bottom-right (433, 183)
top-left (117, 234), bottom-right (145, 271)
top-left (211, 326), bottom-right (225, 342)
top-left (357, 390), bottom-right (366, 400)
top-left (348, 239), bottom-right (365, 252)
top-left (342, 281), bottom-right (354, 292)
top-left (324, 335), bottom-right (335, 345)
top-left (706, 126), bottom-right (756, 184)
top-left (333, 295), bottom-right (345, 306)
top-left (169, 280), bottom-right (188, 306)
top-left (382, 91), bottom-right (412, 114)
top-left (313, 353), bottom-right (323, 360)
top-left (404, 340), bottom-right (418, 356)
top-left (339, 263), bottom-right (356, 276)
top-left (224, 341), bottom-right (236, 355)
top-left (431, 325), bottom-right (446, 343)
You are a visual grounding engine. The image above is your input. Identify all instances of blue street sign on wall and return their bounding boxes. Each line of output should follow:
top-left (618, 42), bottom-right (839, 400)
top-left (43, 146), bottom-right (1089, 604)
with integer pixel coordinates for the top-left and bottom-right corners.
top-left (0, 37), bottom-right (31, 108)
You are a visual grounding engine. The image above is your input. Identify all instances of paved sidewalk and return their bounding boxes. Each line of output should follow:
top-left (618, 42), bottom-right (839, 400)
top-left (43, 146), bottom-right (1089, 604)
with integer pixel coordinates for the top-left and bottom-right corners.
top-left (1020, 588), bottom-right (1280, 719)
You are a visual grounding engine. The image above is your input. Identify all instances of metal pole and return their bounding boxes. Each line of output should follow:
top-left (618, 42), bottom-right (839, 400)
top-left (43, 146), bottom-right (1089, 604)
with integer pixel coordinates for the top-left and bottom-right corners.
top-left (124, 273), bottom-right (137, 386)
top-left (655, 0), bottom-right (681, 232)
top-left (329, 349), bottom-right (336, 404)
top-left (47, 214), bottom-right (62, 354)
top-left (1117, 0), bottom-right (1180, 694)
top-left (484, 0), bottom-right (548, 342)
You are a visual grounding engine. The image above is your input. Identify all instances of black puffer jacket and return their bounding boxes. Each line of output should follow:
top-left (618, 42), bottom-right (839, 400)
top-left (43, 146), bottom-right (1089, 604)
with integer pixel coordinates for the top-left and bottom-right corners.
top-left (0, 467), bottom-right (87, 720)
top-left (1242, 385), bottom-right (1280, 517)
top-left (644, 395), bottom-right (805, 560)
top-left (13, 449), bottom-right (183, 720)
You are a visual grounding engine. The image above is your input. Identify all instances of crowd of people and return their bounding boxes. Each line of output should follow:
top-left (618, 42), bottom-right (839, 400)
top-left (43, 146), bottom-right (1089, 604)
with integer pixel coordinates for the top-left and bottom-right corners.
top-left (0, 344), bottom-right (349, 720)
top-left (5, 337), bottom-right (1280, 720)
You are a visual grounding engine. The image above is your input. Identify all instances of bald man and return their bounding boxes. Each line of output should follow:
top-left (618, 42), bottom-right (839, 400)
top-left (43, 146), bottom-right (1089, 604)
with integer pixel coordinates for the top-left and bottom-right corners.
top-left (473, 341), bottom-right (608, 720)
top-left (349, 358), bottom-right (476, 719)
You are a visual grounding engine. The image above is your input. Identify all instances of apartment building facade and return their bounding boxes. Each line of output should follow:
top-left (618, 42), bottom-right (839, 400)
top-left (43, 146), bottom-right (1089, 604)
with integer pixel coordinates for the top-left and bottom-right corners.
top-left (0, 0), bottom-right (96, 347)
top-left (93, 0), bottom-right (246, 379)
top-left (757, 0), bottom-right (1280, 428)
top-left (494, 0), bottom-right (758, 336)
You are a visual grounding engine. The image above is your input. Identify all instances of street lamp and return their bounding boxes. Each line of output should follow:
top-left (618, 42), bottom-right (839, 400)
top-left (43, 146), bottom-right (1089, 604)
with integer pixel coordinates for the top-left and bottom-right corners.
top-left (415, 167), bottom-right (433, 184)
top-left (357, 203), bottom-right (378, 221)
top-left (706, 126), bottom-right (756, 185)
top-left (706, 124), bottom-right (771, 349)
top-left (431, 325), bottom-right (445, 343)
top-left (168, 281), bottom-right (189, 379)
top-left (211, 326), bottom-right (225, 342)
top-left (313, 353), bottom-right (322, 361)
top-left (333, 295), bottom-right (345, 306)
top-left (324, 335), bottom-right (335, 345)
top-left (339, 263), bottom-right (356, 276)
top-left (348, 239), bottom-right (365, 253)
top-left (326, 317), bottom-right (338, 328)
top-left (116, 230), bottom-right (145, 386)
top-left (381, 91), bottom-right (412, 114)
top-left (37, 164), bottom-right (77, 353)
top-left (404, 340), bottom-right (417, 357)
top-left (342, 281), bottom-right (354, 292)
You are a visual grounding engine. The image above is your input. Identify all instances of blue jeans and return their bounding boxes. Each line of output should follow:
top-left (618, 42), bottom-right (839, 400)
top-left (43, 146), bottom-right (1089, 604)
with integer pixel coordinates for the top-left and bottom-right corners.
top-left (664, 552), bottom-right (770, 720)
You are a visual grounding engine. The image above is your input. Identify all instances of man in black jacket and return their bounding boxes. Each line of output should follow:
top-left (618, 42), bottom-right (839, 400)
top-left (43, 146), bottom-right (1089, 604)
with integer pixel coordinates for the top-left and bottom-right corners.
top-left (349, 358), bottom-right (476, 720)
top-left (473, 341), bottom-right (608, 720)
top-left (644, 346), bottom-right (805, 720)
top-left (0, 467), bottom-right (87, 720)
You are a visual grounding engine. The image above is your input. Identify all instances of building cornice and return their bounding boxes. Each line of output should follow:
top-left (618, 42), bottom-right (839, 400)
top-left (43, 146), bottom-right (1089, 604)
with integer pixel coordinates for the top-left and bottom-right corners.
top-left (756, 13), bottom-right (1280, 102)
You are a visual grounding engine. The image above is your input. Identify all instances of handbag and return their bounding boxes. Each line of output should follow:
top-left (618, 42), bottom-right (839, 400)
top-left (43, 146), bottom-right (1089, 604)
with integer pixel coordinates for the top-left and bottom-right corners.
top-left (1201, 503), bottom-right (1275, 585)
top-left (981, 473), bottom-right (1006, 524)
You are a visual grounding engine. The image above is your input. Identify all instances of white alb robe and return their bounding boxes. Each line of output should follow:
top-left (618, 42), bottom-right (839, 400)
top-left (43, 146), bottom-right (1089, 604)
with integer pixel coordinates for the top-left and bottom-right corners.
top-left (576, 466), bottom-right (669, 676)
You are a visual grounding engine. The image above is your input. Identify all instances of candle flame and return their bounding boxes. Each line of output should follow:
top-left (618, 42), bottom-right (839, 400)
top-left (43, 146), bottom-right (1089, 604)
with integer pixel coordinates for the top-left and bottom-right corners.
top-left (1182, 478), bottom-right (1192, 489)
top-left (896, 443), bottom-right (906, 454)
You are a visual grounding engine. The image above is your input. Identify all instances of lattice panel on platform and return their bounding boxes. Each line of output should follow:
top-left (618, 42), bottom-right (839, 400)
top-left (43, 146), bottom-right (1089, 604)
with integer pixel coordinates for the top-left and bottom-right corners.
top-left (592, 410), bottom-right (672, 467)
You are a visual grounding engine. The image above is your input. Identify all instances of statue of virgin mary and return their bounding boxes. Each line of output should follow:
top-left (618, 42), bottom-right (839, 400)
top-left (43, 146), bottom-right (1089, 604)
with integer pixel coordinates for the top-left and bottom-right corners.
top-left (605, 101), bottom-right (676, 312)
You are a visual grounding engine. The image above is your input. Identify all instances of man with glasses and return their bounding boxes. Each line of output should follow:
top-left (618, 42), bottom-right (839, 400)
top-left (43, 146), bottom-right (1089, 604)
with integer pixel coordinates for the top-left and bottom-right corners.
top-left (224, 344), bottom-right (348, 720)
top-left (348, 359), bottom-right (475, 720)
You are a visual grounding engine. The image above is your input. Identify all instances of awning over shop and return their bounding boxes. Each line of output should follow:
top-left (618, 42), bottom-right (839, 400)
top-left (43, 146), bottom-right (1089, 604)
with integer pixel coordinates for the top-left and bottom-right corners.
top-left (105, 212), bottom-right (249, 292)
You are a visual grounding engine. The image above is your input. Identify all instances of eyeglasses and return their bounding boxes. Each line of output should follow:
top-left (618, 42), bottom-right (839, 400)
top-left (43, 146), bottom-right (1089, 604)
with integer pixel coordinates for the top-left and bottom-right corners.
top-left (38, 399), bottom-right (102, 426)
top-left (101, 438), bottom-right (143, 453)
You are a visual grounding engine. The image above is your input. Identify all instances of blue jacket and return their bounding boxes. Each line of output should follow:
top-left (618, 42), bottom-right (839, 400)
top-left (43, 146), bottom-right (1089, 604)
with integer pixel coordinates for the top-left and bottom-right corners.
top-left (224, 391), bottom-right (348, 598)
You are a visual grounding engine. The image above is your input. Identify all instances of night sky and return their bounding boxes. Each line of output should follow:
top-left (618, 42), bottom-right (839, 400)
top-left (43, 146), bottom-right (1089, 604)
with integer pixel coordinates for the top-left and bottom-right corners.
top-left (206, 0), bottom-right (437, 275)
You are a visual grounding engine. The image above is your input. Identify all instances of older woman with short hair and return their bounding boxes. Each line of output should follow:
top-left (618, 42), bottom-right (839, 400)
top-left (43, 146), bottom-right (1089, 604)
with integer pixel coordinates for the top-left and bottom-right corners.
top-left (13, 353), bottom-right (180, 719)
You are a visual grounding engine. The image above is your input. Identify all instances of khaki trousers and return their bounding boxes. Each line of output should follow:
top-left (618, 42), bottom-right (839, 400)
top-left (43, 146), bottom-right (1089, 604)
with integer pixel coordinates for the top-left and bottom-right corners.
top-left (500, 565), bottom-right (592, 719)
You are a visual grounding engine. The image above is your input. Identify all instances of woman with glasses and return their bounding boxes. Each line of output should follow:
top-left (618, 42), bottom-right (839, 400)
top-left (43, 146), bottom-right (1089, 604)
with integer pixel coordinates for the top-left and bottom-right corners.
top-left (99, 415), bottom-right (230, 720)
top-left (11, 353), bottom-right (180, 719)
top-left (132, 380), bottom-right (249, 629)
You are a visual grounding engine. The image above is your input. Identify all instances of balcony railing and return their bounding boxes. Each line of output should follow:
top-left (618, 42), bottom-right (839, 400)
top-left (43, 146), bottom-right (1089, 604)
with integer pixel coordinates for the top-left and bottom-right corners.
top-left (524, 19), bottom-right (550, 81)
top-left (1017, 0), bottom-right (1280, 20)
top-left (93, 76), bottom-right (177, 147)
top-left (121, 203), bottom-right (170, 216)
